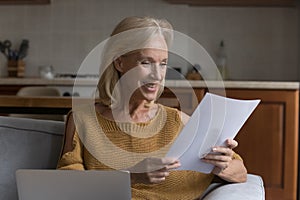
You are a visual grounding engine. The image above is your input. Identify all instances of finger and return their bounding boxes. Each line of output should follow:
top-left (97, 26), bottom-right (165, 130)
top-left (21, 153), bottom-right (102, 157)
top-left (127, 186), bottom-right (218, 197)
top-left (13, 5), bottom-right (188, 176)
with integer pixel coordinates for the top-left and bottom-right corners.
top-left (142, 157), bottom-right (180, 173)
top-left (148, 171), bottom-right (169, 183)
top-left (152, 157), bottom-right (180, 170)
top-left (155, 161), bottom-right (181, 171)
top-left (149, 157), bottom-right (175, 166)
top-left (165, 161), bottom-right (181, 170)
top-left (160, 157), bottom-right (179, 165)
top-left (212, 147), bottom-right (234, 157)
top-left (150, 171), bottom-right (170, 178)
top-left (149, 176), bottom-right (166, 184)
top-left (202, 158), bottom-right (229, 170)
top-left (226, 139), bottom-right (238, 149)
top-left (204, 153), bottom-right (232, 162)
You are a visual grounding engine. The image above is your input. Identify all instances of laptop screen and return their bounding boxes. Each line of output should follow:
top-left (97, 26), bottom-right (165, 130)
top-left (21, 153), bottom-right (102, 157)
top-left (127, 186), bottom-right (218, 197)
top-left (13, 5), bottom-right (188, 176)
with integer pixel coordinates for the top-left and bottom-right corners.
top-left (16, 169), bottom-right (131, 200)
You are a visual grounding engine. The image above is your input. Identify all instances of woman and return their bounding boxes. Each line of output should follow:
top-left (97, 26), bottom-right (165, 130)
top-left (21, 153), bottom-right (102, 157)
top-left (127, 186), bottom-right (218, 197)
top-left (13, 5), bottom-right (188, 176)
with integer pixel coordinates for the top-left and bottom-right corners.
top-left (57, 16), bottom-right (247, 200)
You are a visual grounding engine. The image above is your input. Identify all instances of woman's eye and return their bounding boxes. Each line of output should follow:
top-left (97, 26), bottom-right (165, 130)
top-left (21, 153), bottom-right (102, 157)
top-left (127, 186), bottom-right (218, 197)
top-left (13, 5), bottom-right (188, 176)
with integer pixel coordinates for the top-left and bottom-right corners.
top-left (160, 63), bottom-right (167, 67)
top-left (140, 61), bottom-right (151, 66)
top-left (139, 61), bottom-right (167, 69)
top-left (160, 63), bottom-right (167, 68)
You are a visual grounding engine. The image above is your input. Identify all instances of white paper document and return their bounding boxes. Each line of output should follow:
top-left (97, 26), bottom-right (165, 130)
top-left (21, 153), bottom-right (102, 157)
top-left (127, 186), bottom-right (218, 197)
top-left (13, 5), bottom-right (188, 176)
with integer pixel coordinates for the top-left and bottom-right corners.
top-left (166, 93), bottom-right (260, 174)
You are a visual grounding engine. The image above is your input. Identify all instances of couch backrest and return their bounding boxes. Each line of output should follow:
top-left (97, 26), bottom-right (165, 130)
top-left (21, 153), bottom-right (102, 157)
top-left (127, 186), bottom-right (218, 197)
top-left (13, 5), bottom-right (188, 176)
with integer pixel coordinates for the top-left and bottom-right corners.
top-left (0, 116), bottom-right (65, 200)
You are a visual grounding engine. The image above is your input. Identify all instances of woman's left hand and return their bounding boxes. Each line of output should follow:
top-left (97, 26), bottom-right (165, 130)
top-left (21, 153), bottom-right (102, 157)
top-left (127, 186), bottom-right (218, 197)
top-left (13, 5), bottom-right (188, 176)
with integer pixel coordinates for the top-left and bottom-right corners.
top-left (202, 139), bottom-right (247, 182)
top-left (202, 139), bottom-right (237, 173)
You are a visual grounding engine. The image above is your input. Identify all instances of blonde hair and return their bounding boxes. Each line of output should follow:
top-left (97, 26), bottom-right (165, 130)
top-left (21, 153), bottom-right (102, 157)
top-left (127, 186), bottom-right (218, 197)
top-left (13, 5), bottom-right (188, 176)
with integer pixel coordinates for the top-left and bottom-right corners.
top-left (97, 16), bottom-right (173, 108)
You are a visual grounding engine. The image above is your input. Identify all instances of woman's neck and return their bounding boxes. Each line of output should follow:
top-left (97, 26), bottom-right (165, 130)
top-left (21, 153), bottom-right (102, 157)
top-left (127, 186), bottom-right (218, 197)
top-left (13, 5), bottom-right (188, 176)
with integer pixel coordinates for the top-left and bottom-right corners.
top-left (128, 100), bottom-right (156, 122)
top-left (96, 100), bottom-right (158, 123)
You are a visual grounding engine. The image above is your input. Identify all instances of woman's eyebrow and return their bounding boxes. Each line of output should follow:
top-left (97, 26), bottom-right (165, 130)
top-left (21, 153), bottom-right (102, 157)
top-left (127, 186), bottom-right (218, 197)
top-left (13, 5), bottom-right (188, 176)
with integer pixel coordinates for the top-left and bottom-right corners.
top-left (138, 56), bottom-right (168, 62)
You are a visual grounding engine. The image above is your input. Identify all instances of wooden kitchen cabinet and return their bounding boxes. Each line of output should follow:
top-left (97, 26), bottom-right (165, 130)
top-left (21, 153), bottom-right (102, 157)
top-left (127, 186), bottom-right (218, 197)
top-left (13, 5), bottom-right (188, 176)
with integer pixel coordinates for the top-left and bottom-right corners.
top-left (161, 87), bottom-right (299, 200)
top-left (0, 85), bottom-right (45, 95)
top-left (164, 0), bottom-right (296, 6)
top-left (0, 78), bottom-right (298, 199)
top-left (212, 89), bottom-right (299, 200)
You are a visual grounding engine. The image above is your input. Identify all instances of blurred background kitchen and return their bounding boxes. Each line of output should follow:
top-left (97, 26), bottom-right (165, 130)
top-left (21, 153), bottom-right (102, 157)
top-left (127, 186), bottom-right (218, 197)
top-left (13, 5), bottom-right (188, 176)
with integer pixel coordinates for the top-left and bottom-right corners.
top-left (0, 0), bottom-right (298, 81)
top-left (1, 2), bottom-right (300, 200)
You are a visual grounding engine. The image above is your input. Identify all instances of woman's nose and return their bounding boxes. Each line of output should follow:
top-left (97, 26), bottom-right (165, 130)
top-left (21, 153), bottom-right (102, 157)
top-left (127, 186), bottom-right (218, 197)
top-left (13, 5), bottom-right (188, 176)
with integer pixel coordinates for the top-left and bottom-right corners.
top-left (150, 64), bottom-right (164, 80)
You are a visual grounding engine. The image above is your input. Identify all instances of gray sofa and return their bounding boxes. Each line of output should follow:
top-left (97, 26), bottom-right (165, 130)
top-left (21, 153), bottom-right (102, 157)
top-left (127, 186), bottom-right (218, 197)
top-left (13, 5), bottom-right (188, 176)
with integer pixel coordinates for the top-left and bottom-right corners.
top-left (0, 116), bottom-right (265, 200)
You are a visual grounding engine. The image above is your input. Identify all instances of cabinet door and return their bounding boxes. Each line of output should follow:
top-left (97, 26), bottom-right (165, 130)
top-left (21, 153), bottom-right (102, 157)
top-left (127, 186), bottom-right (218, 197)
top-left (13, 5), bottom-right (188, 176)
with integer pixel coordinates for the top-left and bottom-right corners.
top-left (224, 89), bottom-right (298, 200)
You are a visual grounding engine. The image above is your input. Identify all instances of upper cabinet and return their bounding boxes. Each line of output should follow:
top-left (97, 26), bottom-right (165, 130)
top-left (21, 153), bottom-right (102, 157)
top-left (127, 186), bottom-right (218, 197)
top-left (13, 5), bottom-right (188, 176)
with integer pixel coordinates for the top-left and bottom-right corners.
top-left (164, 0), bottom-right (296, 7)
top-left (0, 0), bottom-right (50, 4)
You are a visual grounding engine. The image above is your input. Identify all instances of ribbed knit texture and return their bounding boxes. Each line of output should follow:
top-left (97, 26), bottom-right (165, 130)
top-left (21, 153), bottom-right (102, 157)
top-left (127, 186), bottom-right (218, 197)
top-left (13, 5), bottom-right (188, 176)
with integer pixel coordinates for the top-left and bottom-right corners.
top-left (57, 104), bottom-right (215, 200)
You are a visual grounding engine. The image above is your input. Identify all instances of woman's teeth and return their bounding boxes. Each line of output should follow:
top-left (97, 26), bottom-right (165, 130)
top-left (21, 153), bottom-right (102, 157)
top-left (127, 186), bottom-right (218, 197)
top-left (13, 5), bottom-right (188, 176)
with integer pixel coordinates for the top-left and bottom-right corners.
top-left (145, 83), bottom-right (155, 88)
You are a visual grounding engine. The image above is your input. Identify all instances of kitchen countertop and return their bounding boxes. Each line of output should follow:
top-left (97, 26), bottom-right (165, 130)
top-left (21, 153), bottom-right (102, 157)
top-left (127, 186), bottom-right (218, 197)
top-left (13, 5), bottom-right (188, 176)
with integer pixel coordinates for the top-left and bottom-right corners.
top-left (0, 77), bottom-right (299, 90)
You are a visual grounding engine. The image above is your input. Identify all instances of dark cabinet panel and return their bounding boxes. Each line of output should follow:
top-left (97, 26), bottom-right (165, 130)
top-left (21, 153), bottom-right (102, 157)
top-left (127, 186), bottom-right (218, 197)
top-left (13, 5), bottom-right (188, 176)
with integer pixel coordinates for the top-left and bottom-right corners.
top-left (224, 89), bottom-right (298, 200)
top-left (161, 87), bottom-right (298, 200)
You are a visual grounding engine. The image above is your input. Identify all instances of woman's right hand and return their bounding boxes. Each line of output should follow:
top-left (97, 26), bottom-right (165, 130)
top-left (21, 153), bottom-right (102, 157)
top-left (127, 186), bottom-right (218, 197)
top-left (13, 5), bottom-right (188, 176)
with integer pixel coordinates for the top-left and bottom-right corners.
top-left (129, 157), bottom-right (181, 184)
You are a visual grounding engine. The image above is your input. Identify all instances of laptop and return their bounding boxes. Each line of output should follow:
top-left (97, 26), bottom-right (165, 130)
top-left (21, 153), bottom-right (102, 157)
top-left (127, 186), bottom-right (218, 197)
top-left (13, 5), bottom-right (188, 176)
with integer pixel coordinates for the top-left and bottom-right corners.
top-left (16, 169), bottom-right (131, 200)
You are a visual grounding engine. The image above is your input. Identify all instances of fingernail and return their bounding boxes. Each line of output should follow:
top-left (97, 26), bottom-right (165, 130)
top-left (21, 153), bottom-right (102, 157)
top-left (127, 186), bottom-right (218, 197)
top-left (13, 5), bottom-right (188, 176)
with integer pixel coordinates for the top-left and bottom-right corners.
top-left (212, 147), bottom-right (217, 151)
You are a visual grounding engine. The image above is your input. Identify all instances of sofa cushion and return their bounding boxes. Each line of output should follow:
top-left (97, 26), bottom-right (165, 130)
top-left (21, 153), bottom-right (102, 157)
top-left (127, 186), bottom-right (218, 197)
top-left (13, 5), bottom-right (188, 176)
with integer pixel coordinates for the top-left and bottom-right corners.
top-left (201, 174), bottom-right (265, 200)
top-left (0, 116), bottom-right (64, 200)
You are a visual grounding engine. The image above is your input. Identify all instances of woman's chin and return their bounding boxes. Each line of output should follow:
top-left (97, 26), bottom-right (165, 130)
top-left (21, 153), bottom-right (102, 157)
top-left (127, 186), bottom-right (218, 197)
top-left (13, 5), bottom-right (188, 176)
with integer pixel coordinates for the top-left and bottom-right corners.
top-left (141, 92), bottom-right (158, 102)
top-left (144, 95), bottom-right (157, 102)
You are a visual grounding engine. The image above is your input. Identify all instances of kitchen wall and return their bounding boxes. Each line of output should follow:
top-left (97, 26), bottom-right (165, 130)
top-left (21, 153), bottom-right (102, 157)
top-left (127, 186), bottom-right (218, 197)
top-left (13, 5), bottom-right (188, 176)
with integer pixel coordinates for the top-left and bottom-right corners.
top-left (0, 0), bottom-right (298, 81)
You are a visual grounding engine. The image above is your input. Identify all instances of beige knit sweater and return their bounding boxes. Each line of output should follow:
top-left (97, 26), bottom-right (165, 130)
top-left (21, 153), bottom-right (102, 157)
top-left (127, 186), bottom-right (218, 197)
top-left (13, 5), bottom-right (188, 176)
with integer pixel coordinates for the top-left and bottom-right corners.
top-left (57, 104), bottom-right (217, 200)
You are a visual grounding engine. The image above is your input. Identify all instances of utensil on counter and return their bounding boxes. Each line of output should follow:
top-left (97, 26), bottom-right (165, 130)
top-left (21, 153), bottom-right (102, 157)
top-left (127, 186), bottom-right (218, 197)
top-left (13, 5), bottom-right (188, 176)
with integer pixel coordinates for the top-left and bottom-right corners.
top-left (0, 39), bottom-right (29, 60)
top-left (0, 40), bottom-right (12, 59)
top-left (18, 39), bottom-right (29, 60)
top-left (1, 39), bottom-right (29, 78)
top-left (3, 40), bottom-right (12, 59)
top-left (0, 41), bottom-right (7, 58)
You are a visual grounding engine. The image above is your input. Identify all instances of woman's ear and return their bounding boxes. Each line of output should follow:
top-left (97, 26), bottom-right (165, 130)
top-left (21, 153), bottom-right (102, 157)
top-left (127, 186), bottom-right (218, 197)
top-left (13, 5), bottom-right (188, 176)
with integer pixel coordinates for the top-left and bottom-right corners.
top-left (113, 57), bottom-right (124, 73)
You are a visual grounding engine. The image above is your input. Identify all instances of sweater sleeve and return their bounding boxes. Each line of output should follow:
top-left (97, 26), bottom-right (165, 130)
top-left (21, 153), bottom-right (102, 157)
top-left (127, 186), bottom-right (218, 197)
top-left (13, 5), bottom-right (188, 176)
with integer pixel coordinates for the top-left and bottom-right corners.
top-left (232, 152), bottom-right (243, 161)
top-left (57, 131), bottom-right (85, 170)
top-left (56, 111), bottom-right (85, 170)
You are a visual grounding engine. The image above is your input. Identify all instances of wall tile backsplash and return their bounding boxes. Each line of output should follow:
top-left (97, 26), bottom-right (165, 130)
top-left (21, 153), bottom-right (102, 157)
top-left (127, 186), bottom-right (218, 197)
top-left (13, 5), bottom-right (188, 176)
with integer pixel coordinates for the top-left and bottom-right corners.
top-left (0, 0), bottom-right (298, 81)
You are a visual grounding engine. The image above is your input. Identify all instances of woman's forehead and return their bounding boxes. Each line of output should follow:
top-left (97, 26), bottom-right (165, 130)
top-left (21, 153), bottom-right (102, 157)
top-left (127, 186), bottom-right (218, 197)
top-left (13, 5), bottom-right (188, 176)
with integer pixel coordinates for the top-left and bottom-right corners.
top-left (145, 35), bottom-right (168, 50)
top-left (123, 49), bottom-right (168, 61)
top-left (139, 48), bottom-right (168, 59)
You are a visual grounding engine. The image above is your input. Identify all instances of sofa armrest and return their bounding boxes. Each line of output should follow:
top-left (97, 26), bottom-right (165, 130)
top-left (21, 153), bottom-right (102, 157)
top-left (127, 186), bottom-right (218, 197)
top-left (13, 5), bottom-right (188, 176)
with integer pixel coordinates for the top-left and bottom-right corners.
top-left (0, 116), bottom-right (64, 200)
top-left (201, 174), bottom-right (265, 200)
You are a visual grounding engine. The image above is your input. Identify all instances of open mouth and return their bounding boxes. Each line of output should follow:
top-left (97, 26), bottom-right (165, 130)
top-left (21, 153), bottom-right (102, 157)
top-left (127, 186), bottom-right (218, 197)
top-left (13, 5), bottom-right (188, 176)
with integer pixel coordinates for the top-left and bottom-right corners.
top-left (140, 81), bottom-right (161, 92)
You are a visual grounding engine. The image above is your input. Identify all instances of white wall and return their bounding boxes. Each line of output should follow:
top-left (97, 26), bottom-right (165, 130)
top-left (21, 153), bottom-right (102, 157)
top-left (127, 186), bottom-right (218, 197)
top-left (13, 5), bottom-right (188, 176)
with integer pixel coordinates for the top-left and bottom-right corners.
top-left (0, 0), bottom-right (298, 81)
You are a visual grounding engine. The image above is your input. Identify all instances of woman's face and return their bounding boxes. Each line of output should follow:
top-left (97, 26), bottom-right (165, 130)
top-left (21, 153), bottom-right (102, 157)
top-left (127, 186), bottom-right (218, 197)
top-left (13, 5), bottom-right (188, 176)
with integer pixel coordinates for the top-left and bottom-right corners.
top-left (114, 37), bottom-right (168, 103)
